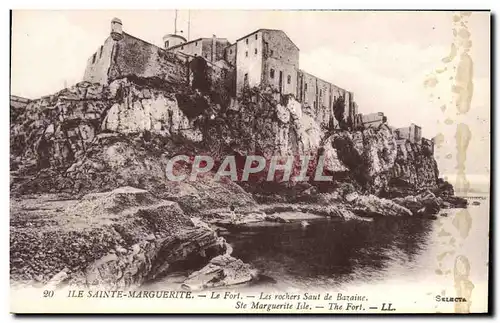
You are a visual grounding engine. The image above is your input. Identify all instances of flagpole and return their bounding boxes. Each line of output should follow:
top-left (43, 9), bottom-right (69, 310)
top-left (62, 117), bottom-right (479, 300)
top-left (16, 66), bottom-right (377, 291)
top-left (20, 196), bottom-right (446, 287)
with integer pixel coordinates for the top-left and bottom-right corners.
top-left (174, 9), bottom-right (178, 35)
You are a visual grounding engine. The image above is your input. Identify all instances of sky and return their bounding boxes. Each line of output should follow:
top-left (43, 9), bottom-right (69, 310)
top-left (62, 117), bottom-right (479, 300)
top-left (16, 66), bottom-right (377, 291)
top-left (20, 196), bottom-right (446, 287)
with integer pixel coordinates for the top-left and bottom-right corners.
top-left (10, 10), bottom-right (490, 183)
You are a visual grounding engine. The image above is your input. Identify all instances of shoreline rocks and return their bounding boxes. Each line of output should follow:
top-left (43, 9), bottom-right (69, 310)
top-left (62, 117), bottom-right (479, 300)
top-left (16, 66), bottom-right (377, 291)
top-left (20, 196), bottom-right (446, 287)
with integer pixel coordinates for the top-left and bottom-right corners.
top-left (181, 254), bottom-right (258, 291)
top-left (346, 192), bottom-right (413, 217)
top-left (392, 190), bottom-right (468, 216)
top-left (10, 187), bottom-right (234, 290)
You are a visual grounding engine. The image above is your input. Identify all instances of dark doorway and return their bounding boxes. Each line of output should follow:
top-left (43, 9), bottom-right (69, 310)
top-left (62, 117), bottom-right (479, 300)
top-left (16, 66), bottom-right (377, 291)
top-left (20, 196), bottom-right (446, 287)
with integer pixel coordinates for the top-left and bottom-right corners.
top-left (244, 73), bottom-right (249, 89)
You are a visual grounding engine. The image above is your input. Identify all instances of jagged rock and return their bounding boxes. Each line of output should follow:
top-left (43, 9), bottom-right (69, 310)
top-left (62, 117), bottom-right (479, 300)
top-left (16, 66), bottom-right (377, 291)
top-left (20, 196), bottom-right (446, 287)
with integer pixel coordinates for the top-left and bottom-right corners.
top-left (103, 78), bottom-right (202, 141)
top-left (211, 212), bottom-right (266, 226)
top-left (330, 125), bottom-right (441, 196)
top-left (346, 192), bottom-right (413, 217)
top-left (161, 176), bottom-right (256, 214)
top-left (10, 187), bottom-right (227, 288)
top-left (264, 214), bottom-right (290, 223)
top-left (181, 254), bottom-right (257, 291)
top-left (45, 269), bottom-right (69, 289)
top-left (392, 190), bottom-right (449, 216)
top-left (434, 178), bottom-right (455, 197)
top-left (10, 78), bottom-right (203, 180)
top-left (11, 78), bottom-right (456, 204)
top-left (10, 74), bottom-right (467, 291)
top-left (441, 196), bottom-right (468, 208)
top-left (12, 132), bottom-right (257, 213)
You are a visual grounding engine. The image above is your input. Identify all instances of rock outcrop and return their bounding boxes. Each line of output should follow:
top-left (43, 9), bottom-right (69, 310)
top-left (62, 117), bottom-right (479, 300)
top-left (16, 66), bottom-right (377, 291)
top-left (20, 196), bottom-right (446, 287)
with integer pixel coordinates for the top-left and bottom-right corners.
top-left (10, 52), bottom-right (468, 294)
top-left (182, 254), bottom-right (258, 291)
top-left (393, 190), bottom-right (468, 215)
top-left (10, 78), bottom-right (203, 176)
top-left (11, 76), bottom-right (448, 198)
top-left (10, 187), bottom-right (229, 289)
top-left (9, 70), bottom-right (468, 293)
top-left (345, 192), bottom-right (413, 217)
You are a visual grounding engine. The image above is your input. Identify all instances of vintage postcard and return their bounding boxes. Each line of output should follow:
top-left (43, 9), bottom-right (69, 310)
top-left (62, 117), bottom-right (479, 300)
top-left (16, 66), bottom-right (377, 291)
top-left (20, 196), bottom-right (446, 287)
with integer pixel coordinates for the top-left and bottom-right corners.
top-left (10, 10), bottom-right (490, 314)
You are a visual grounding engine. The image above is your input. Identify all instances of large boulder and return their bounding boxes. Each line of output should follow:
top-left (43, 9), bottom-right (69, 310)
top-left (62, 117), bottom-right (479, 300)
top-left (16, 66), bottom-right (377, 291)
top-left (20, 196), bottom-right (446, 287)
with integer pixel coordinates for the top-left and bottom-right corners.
top-left (181, 254), bottom-right (258, 291)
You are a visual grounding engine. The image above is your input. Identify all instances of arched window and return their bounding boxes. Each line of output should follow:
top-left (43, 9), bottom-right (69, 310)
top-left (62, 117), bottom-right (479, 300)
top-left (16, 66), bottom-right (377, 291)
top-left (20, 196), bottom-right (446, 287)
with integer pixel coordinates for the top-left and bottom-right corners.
top-left (287, 75), bottom-right (291, 84)
top-left (270, 69), bottom-right (275, 79)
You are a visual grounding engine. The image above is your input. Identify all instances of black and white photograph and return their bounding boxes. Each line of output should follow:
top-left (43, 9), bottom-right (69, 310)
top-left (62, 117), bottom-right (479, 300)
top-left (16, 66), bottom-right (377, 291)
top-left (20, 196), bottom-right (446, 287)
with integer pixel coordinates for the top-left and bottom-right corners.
top-left (9, 9), bottom-right (491, 314)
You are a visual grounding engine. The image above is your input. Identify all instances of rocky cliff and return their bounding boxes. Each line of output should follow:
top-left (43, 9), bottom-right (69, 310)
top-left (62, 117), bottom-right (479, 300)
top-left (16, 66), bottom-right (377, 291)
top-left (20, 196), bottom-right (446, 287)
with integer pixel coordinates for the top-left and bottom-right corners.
top-left (11, 187), bottom-right (227, 287)
top-left (11, 76), bottom-right (443, 198)
top-left (10, 75), bottom-right (462, 290)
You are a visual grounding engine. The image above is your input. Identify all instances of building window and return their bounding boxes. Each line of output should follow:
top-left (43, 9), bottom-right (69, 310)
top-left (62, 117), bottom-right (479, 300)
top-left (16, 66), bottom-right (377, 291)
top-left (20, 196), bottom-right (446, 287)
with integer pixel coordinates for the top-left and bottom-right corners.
top-left (245, 51), bottom-right (248, 57)
top-left (305, 83), bottom-right (308, 91)
top-left (195, 41), bottom-right (198, 46)
top-left (92, 53), bottom-right (96, 64)
top-left (270, 50), bottom-right (274, 56)
top-left (255, 34), bottom-right (258, 40)
top-left (165, 41), bottom-right (169, 48)
top-left (287, 75), bottom-right (291, 84)
top-left (230, 49), bottom-right (233, 54)
top-left (254, 48), bottom-right (257, 55)
top-left (181, 46), bottom-right (184, 50)
top-left (320, 89), bottom-right (322, 96)
top-left (99, 45), bottom-right (103, 58)
top-left (270, 69), bottom-right (275, 79)
top-left (246, 38), bottom-right (249, 45)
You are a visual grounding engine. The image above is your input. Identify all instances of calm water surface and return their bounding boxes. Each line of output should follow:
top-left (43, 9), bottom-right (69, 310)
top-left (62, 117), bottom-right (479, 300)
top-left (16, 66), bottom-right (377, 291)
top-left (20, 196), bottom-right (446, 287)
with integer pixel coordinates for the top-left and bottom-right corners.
top-left (219, 198), bottom-right (489, 293)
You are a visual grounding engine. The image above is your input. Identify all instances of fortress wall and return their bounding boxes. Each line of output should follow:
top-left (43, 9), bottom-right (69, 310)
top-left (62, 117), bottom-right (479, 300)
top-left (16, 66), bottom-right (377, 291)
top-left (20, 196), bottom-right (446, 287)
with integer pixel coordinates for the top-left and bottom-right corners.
top-left (83, 37), bottom-right (115, 84)
top-left (110, 33), bottom-right (188, 84)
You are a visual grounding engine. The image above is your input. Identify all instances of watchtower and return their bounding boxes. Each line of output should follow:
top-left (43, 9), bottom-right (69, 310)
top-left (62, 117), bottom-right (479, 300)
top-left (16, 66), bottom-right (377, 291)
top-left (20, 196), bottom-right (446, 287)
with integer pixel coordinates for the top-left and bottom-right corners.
top-left (110, 17), bottom-right (123, 41)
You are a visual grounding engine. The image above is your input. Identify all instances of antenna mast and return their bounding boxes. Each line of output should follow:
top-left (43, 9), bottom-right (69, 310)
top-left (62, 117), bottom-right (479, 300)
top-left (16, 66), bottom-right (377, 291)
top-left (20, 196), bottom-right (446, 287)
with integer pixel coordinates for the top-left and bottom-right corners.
top-left (174, 9), bottom-right (178, 35)
top-left (188, 10), bottom-right (191, 41)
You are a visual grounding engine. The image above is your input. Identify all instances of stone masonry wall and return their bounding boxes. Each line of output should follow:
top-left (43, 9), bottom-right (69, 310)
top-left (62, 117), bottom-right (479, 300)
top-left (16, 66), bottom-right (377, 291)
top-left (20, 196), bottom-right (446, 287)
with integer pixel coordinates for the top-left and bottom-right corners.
top-left (83, 37), bottom-right (115, 84)
top-left (261, 30), bottom-right (299, 96)
top-left (235, 31), bottom-right (264, 95)
top-left (108, 33), bottom-right (188, 85)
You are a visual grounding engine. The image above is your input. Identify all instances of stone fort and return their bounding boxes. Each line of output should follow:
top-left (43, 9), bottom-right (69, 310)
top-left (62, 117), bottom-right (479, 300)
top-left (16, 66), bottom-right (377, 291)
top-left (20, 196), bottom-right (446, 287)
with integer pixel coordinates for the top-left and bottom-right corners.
top-left (82, 17), bottom-right (431, 151)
